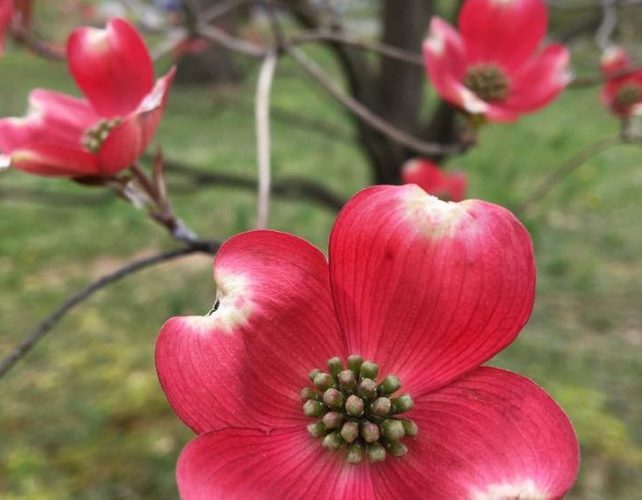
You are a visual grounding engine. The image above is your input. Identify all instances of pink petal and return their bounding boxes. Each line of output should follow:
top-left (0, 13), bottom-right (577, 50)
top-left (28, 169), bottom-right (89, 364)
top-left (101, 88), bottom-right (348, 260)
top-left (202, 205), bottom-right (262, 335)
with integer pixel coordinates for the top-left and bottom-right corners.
top-left (329, 185), bottom-right (534, 397)
top-left (177, 427), bottom-right (375, 499)
top-left (424, 18), bottom-right (485, 114)
top-left (402, 159), bottom-right (468, 202)
top-left (504, 44), bottom-right (571, 114)
top-left (600, 45), bottom-right (630, 76)
top-left (460, 0), bottom-right (548, 71)
top-left (8, 143), bottom-right (98, 177)
top-left (0, 89), bottom-right (99, 152)
top-left (67, 17), bottom-right (154, 117)
top-left (97, 68), bottom-right (175, 174)
top-left (155, 230), bottom-right (344, 434)
top-left (375, 367), bottom-right (579, 499)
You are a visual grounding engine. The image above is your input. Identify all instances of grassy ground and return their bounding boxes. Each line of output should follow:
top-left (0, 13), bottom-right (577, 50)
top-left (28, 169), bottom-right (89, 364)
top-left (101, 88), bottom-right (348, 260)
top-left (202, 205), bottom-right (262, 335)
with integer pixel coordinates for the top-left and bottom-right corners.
top-left (0, 45), bottom-right (641, 499)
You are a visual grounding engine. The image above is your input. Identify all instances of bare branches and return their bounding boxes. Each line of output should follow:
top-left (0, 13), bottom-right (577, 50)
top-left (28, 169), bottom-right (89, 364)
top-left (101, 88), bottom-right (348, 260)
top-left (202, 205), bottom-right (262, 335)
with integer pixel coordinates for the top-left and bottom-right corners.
top-left (0, 244), bottom-right (219, 379)
top-left (166, 161), bottom-right (346, 211)
top-left (289, 30), bottom-right (423, 66)
top-left (286, 46), bottom-right (466, 157)
top-left (255, 52), bottom-right (278, 228)
top-left (518, 135), bottom-right (622, 215)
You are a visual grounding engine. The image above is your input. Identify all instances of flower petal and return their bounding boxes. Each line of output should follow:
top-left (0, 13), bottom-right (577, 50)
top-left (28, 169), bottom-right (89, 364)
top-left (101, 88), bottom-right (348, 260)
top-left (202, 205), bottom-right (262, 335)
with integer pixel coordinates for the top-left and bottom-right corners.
top-left (424, 18), bottom-right (478, 112)
top-left (329, 185), bottom-right (534, 396)
top-left (96, 68), bottom-right (175, 174)
top-left (177, 427), bottom-right (375, 499)
top-left (0, 89), bottom-right (99, 152)
top-left (155, 230), bottom-right (344, 434)
top-left (460, 0), bottom-right (548, 71)
top-left (8, 144), bottom-right (98, 177)
top-left (374, 367), bottom-right (579, 499)
top-left (67, 17), bottom-right (154, 117)
top-left (504, 44), bottom-right (571, 113)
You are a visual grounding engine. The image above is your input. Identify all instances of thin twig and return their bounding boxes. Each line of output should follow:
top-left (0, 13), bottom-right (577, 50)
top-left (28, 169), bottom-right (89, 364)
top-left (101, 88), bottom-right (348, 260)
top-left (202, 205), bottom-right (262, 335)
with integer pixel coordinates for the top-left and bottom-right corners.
top-left (286, 46), bottom-right (465, 157)
top-left (255, 52), bottom-right (278, 228)
top-left (547, 0), bottom-right (642, 8)
top-left (290, 30), bottom-right (423, 66)
top-left (517, 135), bottom-right (622, 215)
top-left (0, 244), bottom-right (219, 379)
top-left (166, 161), bottom-right (346, 211)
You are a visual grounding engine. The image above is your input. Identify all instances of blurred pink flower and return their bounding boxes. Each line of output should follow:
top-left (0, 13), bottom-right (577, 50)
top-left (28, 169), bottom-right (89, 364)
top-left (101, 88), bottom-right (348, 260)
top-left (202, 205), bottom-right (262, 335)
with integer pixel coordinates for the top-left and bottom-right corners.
top-left (0, 18), bottom-right (174, 177)
top-left (423, 0), bottom-right (570, 122)
top-left (402, 158), bottom-right (467, 202)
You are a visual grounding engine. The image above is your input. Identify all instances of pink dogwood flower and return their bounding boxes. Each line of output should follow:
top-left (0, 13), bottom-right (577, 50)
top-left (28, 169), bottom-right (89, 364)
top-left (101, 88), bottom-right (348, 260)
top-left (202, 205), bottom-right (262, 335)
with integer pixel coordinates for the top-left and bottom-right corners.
top-left (156, 185), bottom-right (579, 499)
top-left (600, 46), bottom-right (642, 117)
top-left (423, 0), bottom-right (570, 123)
top-left (0, 17), bottom-right (174, 177)
top-left (402, 158), bottom-right (467, 202)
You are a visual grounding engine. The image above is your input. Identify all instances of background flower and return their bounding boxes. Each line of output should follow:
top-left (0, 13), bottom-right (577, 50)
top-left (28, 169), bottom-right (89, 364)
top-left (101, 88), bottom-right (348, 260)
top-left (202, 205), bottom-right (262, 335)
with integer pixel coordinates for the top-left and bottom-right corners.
top-left (423, 0), bottom-right (570, 122)
top-left (0, 17), bottom-right (174, 177)
top-left (401, 158), bottom-right (467, 201)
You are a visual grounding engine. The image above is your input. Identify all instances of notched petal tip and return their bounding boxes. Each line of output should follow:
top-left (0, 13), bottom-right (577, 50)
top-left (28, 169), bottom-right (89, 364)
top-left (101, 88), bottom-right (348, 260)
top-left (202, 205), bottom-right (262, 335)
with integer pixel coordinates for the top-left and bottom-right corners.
top-left (471, 479), bottom-right (549, 500)
top-left (400, 184), bottom-right (472, 238)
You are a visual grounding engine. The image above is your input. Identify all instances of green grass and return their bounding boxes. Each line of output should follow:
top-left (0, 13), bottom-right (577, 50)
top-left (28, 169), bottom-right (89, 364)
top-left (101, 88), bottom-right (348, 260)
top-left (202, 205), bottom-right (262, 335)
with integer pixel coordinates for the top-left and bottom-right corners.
top-left (0, 45), bottom-right (641, 499)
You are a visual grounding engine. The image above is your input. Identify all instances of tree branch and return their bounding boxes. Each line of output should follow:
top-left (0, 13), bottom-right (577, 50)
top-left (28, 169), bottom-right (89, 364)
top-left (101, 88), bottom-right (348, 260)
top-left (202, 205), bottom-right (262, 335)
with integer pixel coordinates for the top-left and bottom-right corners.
top-left (0, 243), bottom-right (219, 379)
top-left (285, 46), bottom-right (466, 157)
top-left (517, 135), bottom-right (622, 215)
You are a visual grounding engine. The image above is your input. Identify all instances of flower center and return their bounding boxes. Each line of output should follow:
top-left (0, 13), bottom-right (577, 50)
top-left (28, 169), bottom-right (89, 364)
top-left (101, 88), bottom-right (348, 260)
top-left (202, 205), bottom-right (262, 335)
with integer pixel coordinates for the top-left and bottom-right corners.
top-left (614, 83), bottom-right (642, 108)
top-left (301, 355), bottom-right (417, 464)
top-left (464, 64), bottom-right (510, 103)
top-left (82, 118), bottom-right (122, 153)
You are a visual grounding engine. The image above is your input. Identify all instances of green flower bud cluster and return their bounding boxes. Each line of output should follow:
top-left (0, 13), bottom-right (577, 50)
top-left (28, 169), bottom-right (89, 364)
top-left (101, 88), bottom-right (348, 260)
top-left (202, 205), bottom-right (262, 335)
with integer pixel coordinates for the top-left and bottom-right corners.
top-left (301, 355), bottom-right (417, 464)
top-left (81, 118), bottom-right (123, 153)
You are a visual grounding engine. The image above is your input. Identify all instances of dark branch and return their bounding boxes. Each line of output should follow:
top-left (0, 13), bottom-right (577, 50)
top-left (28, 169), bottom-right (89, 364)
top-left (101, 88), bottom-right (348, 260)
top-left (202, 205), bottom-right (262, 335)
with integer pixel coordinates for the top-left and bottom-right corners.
top-left (0, 244), bottom-right (219, 379)
top-left (166, 161), bottom-right (346, 211)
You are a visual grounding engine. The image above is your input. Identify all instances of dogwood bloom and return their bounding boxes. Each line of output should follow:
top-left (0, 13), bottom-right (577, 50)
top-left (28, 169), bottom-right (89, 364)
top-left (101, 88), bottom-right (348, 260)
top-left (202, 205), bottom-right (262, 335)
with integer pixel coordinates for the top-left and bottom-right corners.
top-left (600, 46), bottom-right (642, 117)
top-left (402, 158), bottom-right (467, 202)
top-left (0, 17), bottom-right (174, 177)
top-left (156, 185), bottom-right (579, 499)
top-left (423, 0), bottom-right (570, 122)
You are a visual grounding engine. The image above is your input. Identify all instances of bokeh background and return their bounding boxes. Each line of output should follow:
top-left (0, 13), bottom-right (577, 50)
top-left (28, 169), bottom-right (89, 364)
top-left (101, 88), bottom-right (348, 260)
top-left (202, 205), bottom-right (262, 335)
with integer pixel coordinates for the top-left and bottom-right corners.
top-left (1, 1), bottom-right (641, 498)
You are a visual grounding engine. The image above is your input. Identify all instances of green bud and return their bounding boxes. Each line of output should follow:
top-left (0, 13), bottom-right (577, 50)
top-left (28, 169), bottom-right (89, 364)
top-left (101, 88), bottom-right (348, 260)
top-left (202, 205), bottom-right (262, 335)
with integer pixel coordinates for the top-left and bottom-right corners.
top-left (340, 421), bottom-right (359, 443)
top-left (307, 421), bottom-right (326, 438)
top-left (381, 419), bottom-right (405, 442)
top-left (366, 443), bottom-right (386, 462)
top-left (361, 421), bottom-right (380, 444)
top-left (378, 374), bottom-right (401, 395)
top-left (386, 441), bottom-right (408, 457)
top-left (346, 443), bottom-right (364, 464)
top-left (322, 411), bottom-right (343, 430)
top-left (322, 432), bottom-right (343, 451)
top-left (358, 378), bottom-right (377, 400)
top-left (323, 388), bottom-right (345, 409)
top-left (309, 368), bottom-right (321, 382)
top-left (345, 394), bottom-right (364, 417)
top-left (347, 355), bottom-right (364, 373)
top-left (300, 387), bottom-right (318, 401)
top-left (402, 419), bottom-right (418, 437)
top-left (303, 399), bottom-right (326, 417)
top-left (371, 397), bottom-right (392, 417)
top-left (327, 356), bottom-right (344, 377)
top-left (313, 372), bottom-right (335, 391)
top-left (338, 369), bottom-right (357, 391)
top-left (392, 394), bottom-right (414, 413)
top-left (359, 361), bottom-right (379, 380)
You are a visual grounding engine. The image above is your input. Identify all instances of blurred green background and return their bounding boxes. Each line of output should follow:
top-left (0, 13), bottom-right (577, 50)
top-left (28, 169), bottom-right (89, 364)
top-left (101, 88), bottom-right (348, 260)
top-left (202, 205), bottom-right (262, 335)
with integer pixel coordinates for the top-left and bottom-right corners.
top-left (1, 4), bottom-right (642, 499)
